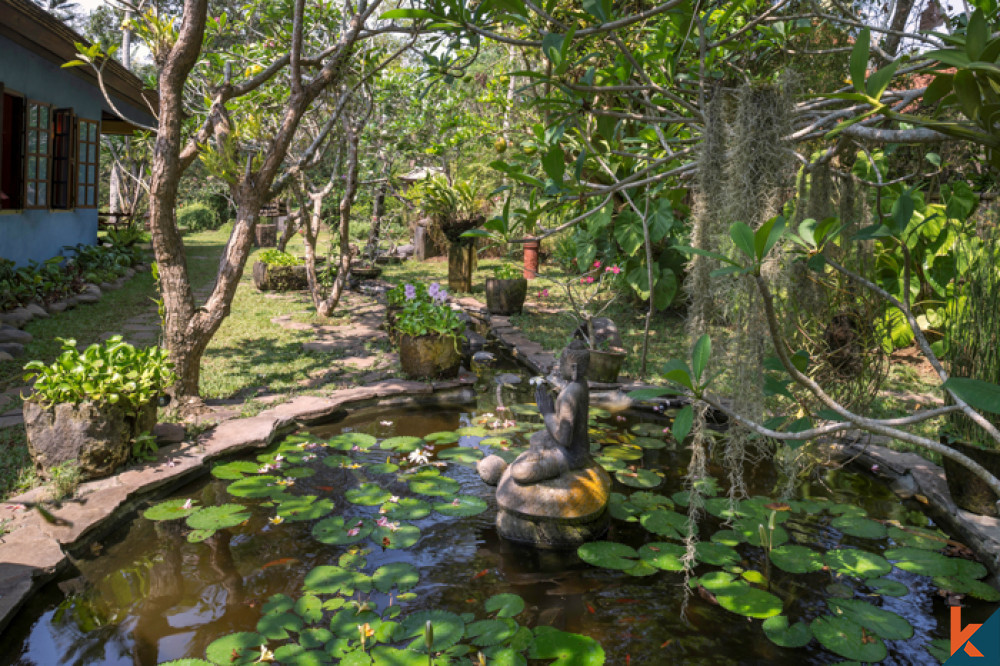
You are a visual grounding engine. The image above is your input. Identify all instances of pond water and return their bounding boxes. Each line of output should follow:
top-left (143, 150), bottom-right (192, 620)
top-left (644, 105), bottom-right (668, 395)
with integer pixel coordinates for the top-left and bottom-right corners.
top-left (2, 363), bottom-right (998, 665)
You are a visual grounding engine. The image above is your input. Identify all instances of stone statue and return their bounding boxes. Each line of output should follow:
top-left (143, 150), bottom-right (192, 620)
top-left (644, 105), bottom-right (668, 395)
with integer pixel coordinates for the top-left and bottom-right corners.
top-left (477, 342), bottom-right (611, 548)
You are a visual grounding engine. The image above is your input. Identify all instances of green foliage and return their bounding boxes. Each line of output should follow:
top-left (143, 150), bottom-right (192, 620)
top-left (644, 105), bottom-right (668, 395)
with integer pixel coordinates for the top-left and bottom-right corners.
top-left (23, 336), bottom-right (176, 412)
top-left (492, 263), bottom-right (522, 280)
top-left (132, 431), bottom-right (159, 462)
top-left (176, 202), bottom-right (219, 231)
top-left (47, 460), bottom-right (81, 501)
top-left (258, 249), bottom-right (303, 267)
top-left (392, 285), bottom-right (465, 339)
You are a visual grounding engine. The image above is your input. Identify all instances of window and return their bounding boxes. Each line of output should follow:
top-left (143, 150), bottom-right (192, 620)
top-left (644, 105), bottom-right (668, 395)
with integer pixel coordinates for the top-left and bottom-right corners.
top-left (0, 86), bottom-right (25, 210)
top-left (77, 119), bottom-right (99, 209)
top-left (51, 108), bottom-right (76, 209)
top-left (25, 101), bottom-right (51, 209)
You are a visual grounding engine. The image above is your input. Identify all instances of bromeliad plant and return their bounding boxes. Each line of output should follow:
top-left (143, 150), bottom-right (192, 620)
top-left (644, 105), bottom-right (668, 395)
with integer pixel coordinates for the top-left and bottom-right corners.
top-left (392, 283), bottom-right (464, 339)
top-left (492, 263), bottom-right (522, 280)
top-left (24, 336), bottom-right (176, 413)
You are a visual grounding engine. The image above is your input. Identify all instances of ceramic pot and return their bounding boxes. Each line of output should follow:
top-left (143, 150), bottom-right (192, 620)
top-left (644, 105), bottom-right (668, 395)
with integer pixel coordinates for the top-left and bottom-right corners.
top-left (485, 278), bottom-right (528, 315)
top-left (588, 349), bottom-right (625, 383)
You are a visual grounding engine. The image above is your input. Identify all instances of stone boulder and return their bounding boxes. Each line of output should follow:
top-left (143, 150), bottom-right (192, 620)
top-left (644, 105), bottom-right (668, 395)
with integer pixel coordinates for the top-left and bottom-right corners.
top-left (0, 327), bottom-right (31, 344)
top-left (0, 342), bottom-right (24, 358)
top-left (23, 399), bottom-right (158, 480)
top-left (0, 308), bottom-right (33, 328)
top-left (24, 304), bottom-right (48, 318)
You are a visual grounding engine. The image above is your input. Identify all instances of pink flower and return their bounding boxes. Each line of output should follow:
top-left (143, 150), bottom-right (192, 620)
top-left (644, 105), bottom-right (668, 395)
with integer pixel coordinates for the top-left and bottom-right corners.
top-left (347, 528), bottom-right (360, 537)
top-left (539, 288), bottom-right (549, 298)
top-left (606, 265), bottom-right (621, 274)
top-left (593, 260), bottom-right (601, 268)
top-left (496, 406), bottom-right (506, 412)
top-left (616, 415), bottom-right (626, 422)
top-left (584, 276), bottom-right (595, 284)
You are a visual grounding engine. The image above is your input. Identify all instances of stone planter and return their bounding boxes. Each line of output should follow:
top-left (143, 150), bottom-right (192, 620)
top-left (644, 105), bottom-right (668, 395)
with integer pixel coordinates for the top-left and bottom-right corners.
top-left (252, 261), bottom-right (309, 291)
top-left (398, 332), bottom-right (462, 379)
top-left (942, 438), bottom-right (1000, 517)
top-left (23, 398), bottom-right (158, 480)
top-left (448, 242), bottom-right (476, 293)
top-left (255, 223), bottom-right (277, 247)
top-left (350, 265), bottom-right (383, 281)
top-left (485, 278), bottom-right (528, 315)
top-left (588, 349), bottom-right (625, 383)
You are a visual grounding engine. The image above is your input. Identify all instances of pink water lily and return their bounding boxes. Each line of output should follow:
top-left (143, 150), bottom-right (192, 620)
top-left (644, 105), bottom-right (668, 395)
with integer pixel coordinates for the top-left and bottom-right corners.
top-left (347, 527), bottom-right (360, 537)
top-left (182, 499), bottom-right (193, 510)
top-left (451, 498), bottom-right (462, 506)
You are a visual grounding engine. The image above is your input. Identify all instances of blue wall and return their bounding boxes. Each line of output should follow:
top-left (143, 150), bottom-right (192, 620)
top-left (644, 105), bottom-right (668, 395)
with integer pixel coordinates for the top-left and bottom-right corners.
top-left (0, 35), bottom-right (151, 266)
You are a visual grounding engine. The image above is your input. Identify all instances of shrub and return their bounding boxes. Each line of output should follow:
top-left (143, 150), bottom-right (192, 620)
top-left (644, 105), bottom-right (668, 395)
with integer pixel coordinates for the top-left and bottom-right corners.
top-left (48, 460), bottom-right (81, 500)
top-left (492, 263), bottom-right (522, 280)
top-left (23, 336), bottom-right (176, 413)
top-left (177, 202), bottom-right (218, 231)
top-left (259, 249), bottom-right (302, 267)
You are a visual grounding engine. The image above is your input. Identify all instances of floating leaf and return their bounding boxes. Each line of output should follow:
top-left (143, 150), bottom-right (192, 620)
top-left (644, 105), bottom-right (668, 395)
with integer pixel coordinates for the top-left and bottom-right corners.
top-left (831, 515), bottom-right (887, 539)
top-left (762, 615), bottom-right (812, 648)
top-left (186, 504), bottom-right (249, 531)
top-left (824, 549), bottom-right (892, 579)
top-left (530, 626), bottom-right (605, 666)
top-left (632, 436), bottom-right (668, 450)
top-left (311, 516), bottom-right (373, 545)
top-left (953, 558), bottom-right (988, 580)
top-left (323, 454), bottom-right (354, 468)
top-left (302, 565), bottom-right (371, 596)
top-left (615, 468), bottom-right (662, 488)
top-left (436, 447), bottom-right (485, 465)
top-left (485, 593), bottom-right (525, 618)
top-left (827, 598), bottom-right (913, 640)
top-left (810, 615), bottom-right (887, 662)
top-left (695, 541), bottom-right (740, 566)
top-left (383, 497), bottom-right (431, 520)
top-left (424, 431), bottom-right (460, 444)
top-left (638, 542), bottom-right (686, 571)
top-left (328, 432), bottom-right (378, 450)
top-left (346, 483), bottom-right (393, 506)
top-left (211, 461), bottom-right (262, 480)
top-left (465, 619), bottom-right (518, 647)
top-left (380, 436), bottom-right (424, 452)
top-left (262, 594), bottom-right (294, 615)
top-left (373, 562), bottom-right (420, 593)
top-left (273, 644), bottom-right (327, 666)
top-left (330, 608), bottom-right (379, 638)
top-left (626, 561), bottom-right (660, 577)
top-left (256, 611), bottom-right (303, 640)
top-left (226, 475), bottom-right (285, 498)
top-left (770, 544), bottom-right (824, 574)
top-left (887, 525), bottom-right (946, 550)
top-left (884, 547), bottom-right (958, 577)
top-left (160, 661), bottom-right (215, 666)
top-left (602, 445), bottom-right (644, 461)
top-left (577, 541), bottom-right (640, 570)
top-left (143, 498), bottom-right (199, 521)
top-left (373, 522), bottom-right (421, 549)
top-left (716, 584), bottom-right (783, 619)
top-left (639, 509), bottom-right (688, 539)
top-left (370, 646), bottom-right (442, 665)
top-left (595, 456), bottom-right (628, 472)
top-left (187, 528), bottom-right (214, 542)
top-left (205, 632), bottom-right (265, 665)
top-left (367, 462), bottom-right (400, 474)
top-left (294, 595), bottom-right (323, 623)
top-left (932, 575), bottom-right (1000, 601)
top-left (276, 495), bottom-right (334, 521)
top-left (868, 577), bottom-right (908, 597)
top-left (710, 529), bottom-right (745, 547)
top-left (433, 495), bottom-right (488, 517)
top-left (402, 610), bottom-right (466, 652)
top-left (631, 423), bottom-right (666, 436)
top-left (456, 426), bottom-right (491, 437)
top-left (408, 475), bottom-right (461, 497)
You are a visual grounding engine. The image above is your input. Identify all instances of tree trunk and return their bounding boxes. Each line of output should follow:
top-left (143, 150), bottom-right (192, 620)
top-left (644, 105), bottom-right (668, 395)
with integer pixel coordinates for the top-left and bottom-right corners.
top-left (882, 0), bottom-right (916, 59)
top-left (276, 212), bottom-right (299, 252)
top-left (318, 116), bottom-right (361, 317)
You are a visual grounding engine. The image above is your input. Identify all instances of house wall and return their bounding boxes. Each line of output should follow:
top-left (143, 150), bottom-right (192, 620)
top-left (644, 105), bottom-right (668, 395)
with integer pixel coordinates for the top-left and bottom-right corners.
top-left (0, 35), bottom-right (151, 266)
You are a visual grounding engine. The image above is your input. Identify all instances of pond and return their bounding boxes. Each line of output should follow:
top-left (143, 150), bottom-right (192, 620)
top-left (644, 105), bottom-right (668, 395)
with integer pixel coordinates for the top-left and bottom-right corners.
top-left (1, 363), bottom-right (998, 665)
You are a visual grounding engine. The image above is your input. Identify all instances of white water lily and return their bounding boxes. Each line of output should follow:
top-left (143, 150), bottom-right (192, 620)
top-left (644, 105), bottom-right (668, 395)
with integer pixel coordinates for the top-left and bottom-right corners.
top-left (407, 449), bottom-right (430, 464)
top-left (182, 499), bottom-right (193, 510)
top-left (256, 644), bottom-right (275, 663)
top-left (380, 420), bottom-right (393, 426)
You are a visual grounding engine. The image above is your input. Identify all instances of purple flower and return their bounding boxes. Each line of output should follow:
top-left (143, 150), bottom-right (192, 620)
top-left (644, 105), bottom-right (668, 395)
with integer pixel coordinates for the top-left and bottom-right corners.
top-left (429, 282), bottom-right (440, 298)
top-left (404, 284), bottom-right (416, 300)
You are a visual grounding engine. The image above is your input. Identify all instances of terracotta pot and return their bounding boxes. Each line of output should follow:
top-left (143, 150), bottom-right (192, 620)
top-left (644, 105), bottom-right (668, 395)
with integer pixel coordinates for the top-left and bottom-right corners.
top-left (941, 437), bottom-right (1000, 517)
top-left (252, 261), bottom-right (308, 291)
top-left (485, 278), bottom-right (528, 315)
top-left (398, 332), bottom-right (462, 379)
top-left (523, 239), bottom-right (540, 280)
top-left (588, 349), bottom-right (625, 383)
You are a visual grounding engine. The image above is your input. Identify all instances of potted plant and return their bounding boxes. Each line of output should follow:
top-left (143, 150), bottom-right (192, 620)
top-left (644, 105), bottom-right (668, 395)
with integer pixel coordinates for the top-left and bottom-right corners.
top-left (485, 263), bottom-right (528, 315)
top-left (415, 176), bottom-right (490, 293)
top-left (392, 282), bottom-right (465, 379)
top-left (22, 336), bottom-right (176, 480)
top-left (556, 262), bottom-right (627, 383)
top-left (253, 249), bottom-right (308, 291)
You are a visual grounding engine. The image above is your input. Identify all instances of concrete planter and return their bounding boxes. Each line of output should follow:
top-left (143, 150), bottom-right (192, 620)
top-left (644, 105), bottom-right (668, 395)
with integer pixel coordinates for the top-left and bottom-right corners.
top-left (485, 278), bottom-right (528, 315)
top-left (942, 438), bottom-right (1000, 517)
top-left (588, 349), bottom-right (626, 383)
top-left (23, 398), bottom-right (158, 480)
top-left (252, 261), bottom-right (308, 291)
top-left (398, 332), bottom-right (462, 379)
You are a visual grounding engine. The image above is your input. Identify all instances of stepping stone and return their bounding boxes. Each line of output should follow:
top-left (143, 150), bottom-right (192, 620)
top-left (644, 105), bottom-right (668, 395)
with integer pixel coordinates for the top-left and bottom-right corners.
top-left (47, 301), bottom-right (68, 314)
top-left (0, 327), bottom-right (31, 344)
top-left (0, 308), bottom-right (33, 328)
top-left (77, 292), bottom-right (100, 304)
top-left (0, 342), bottom-right (25, 358)
top-left (0, 351), bottom-right (13, 362)
top-left (0, 413), bottom-right (23, 428)
top-left (303, 341), bottom-right (339, 353)
top-left (25, 303), bottom-right (48, 318)
top-left (153, 423), bottom-right (186, 444)
top-left (81, 284), bottom-right (101, 297)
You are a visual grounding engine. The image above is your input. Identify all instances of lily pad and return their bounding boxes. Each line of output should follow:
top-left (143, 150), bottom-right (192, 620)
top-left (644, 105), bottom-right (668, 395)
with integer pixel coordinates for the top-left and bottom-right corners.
top-left (346, 483), bottom-right (393, 506)
top-left (824, 548), bottom-right (892, 579)
top-left (884, 547), bottom-right (958, 577)
top-left (293, 595), bottom-right (323, 623)
top-left (594, 456), bottom-right (628, 472)
top-left (408, 475), bottom-right (461, 497)
top-left (256, 611), bottom-right (303, 640)
top-left (887, 525), bottom-right (947, 550)
top-left (433, 495), bottom-right (488, 517)
top-left (695, 541), bottom-right (740, 566)
top-left (373, 562), bottom-right (420, 593)
top-left (272, 645), bottom-right (326, 666)
top-left (328, 432), bottom-right (378, 450)
top-left (770, 544), bottom-right (824, 574)
top-left (953, 558), bottom-right (988, 580)
top-left (144, 498), bottom-right (199, 521)
top-left (810, 615), bottom-right (887, 663)
top-left (367, 462), bottom-right (400, 475)
top-left (710, 529), bottom-right (745, 547)
top-left (638, 542), bottom-right (686, 571)
top-left (633, 436), bottom-right (668, 450)
top-left (762, 615), bottom-right (812, 648)
top-left (639, 509), bottom-right (689, 539)
top-left (383, 497), bottom-right (431, 520)
top-left (577, 541), bottom-right (640, 571)
top-left (827, 598), bottom-right (913, 640)
top-left (485, 593), bottom-right (525, 618)
top-left (402, 609), bottom-right (466, 652)
top-left (602, 445), bottom-right (644, 461)
top-left (276, 496), bottom-right (334, 522)
top-left (615, 468), bottom-right (663, 488)
top-left (424, 431), bottom-right (460, 444)
top-left (932, 575), bottom-right (1000, 601)
top-left (226, 475), bottom-right (285, 498)
top-left (322, 454), bottom-right (354, 468)
top-left (186, 528), bottom-right (215, 543)
top-left (530, 627), bottom-right (605, 666)
top-left (436, 447), bottom-right (485, 465)
top-left (380, 436), bottom-right (424, 452)
top-left (709, 579), bottom-right (783, 619)
top-left (302, 565), bottom-right (372, 596)
top-left (211, 461), bottom-right (263, 480)
top-left (205, 632), bottom-right (266, 665)
top-left (465, 619), bottom-right (519, 647)
top-left (868, 577), bottom-right (908, 597)
top-left (186, 504), bottom-right (250, 531)
top-left (831, 515), bottom-right (887, 539)
top-left (631, 423), bottom-right (667, 436)
top-left (311, 516), bottom-right (373, 545)
top-left (456, 426), bottom-right (491, 437)
top-left (373, 522), bottom-right (421, 549)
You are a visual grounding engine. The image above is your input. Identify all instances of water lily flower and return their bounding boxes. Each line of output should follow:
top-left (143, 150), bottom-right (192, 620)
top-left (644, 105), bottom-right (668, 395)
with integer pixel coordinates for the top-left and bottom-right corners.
top-left (503, 420), bottom-right (516, 428)
top-left (354, 520), bottom-right (364, 527)
top-left (256, 644), bottom-right (275, 663)
top-left (377, 516), bottom-right (400, 531)
top-left (182, 499), bottom-right (193, 510)
top-left (496, 406), bottom-right (506, 412)
top-left (258, 464), bottom-right (272, 473)
top-left (389, 495), bottom-right (400, 503)
top-left (616, 415), bottom-right (626, 422)
top-left (274, 454), bottom-right (284, 462)
top-left (269, 516), bottom-right (284, 525)
top-left (408, 449), bottom-right (430, 464)
top-left (347, 527), bottom-right (360, 537)
top-left (304, 442), bottom-right (319, 449)
top-left (529, 376), bottom-right (546, 386)
top-left (380, 420), bottom-right (393, 426)
top-left (451, 498), bottom-right (462, 506)
top-left (352, 445), bottom-right (360, 452)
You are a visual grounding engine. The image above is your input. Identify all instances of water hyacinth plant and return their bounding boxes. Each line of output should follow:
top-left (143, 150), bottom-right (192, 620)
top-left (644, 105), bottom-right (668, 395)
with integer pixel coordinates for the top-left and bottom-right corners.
top-left (391, 282), bottom-right (464, 339)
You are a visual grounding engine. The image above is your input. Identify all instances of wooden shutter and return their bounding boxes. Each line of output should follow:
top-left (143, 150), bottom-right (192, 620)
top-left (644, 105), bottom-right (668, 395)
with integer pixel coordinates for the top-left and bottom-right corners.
top-left (51, 108), bottom-right (75, 209)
